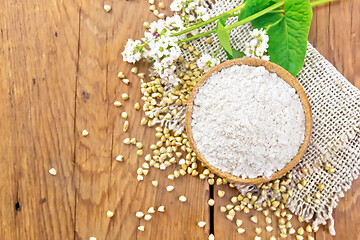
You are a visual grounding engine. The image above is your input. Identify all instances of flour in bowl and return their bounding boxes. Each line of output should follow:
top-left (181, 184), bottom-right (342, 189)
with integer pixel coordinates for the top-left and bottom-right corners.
top-left (191, 65), bottom-right (305, 179)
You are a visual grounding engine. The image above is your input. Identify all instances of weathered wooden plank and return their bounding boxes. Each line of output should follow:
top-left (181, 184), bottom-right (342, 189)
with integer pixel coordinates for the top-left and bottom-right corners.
top-left (0, 6), bottom-right (17, 237)
top-left (0, 0), bottom-right (80, 238)
top-left (73, 1), bottom-right (114, 239)
top-left (328, 0), bottom-right (355, 84)
top-left (104, 1), bottom-right (211, 239)
top-left (311, 1), bottom-right (360, 239)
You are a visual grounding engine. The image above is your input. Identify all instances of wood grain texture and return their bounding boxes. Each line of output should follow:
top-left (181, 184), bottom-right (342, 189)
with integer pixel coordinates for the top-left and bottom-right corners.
top-left (0, 0), bottom-right (358, 239)
top-left (0, 0), bottom-right (80, 239)
top-left (74, 0), bottom-right (210, 239)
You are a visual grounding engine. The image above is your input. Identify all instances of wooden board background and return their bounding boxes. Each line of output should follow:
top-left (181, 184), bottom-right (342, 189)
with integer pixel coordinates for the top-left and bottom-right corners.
top-left (0, 0), bottom-right (358, 239)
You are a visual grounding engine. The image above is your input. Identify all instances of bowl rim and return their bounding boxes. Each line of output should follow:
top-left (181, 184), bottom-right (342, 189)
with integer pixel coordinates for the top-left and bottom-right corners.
top-left (185, 58), bottom-right (313, 184)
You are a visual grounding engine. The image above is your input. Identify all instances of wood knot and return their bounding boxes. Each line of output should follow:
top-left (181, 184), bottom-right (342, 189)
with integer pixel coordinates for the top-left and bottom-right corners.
top-left (15, 202), bottom-right (21, 211)
top-left (81, 91), bottom-right (90, 102)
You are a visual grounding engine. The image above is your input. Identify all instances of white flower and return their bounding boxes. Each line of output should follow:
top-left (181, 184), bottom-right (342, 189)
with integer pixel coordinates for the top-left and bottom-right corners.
top-left (195, 6), bottom-right (210, 21)
top-left (167, 74), bottom-right (180, 85)
top-left (121, 39), bottom-right (144, 63)
top-left (197, 54), bottom-right (220, 73)
top-left (244, 28), bottom-right (270, 60)
top-left (122, 9), bottom-right (187, 84)
top-left (188, 15), bottom-right (196, 22)
top-left (149, 19), bottom-right (167, 36)
top-left (170, 0), bottom-right (184, 12)
top-left (261, 55), bottom-right (270, 61)
top-left (165, 15), bottom-right (185, 33)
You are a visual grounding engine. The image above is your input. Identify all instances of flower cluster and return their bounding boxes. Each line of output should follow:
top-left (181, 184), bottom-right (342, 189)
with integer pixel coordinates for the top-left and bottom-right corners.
top-left (244, 28), bottom-right (270, 61)
top-left (196, 54), bottom-right (220, 73)
top-left (121, 39), bottom-right (146, 64)
top-left (195, 5), bottom-right (210, 21)
top-left (170, 0), bottom-right (210, 23)
top-left (122, 15), bottom-right (187, 84)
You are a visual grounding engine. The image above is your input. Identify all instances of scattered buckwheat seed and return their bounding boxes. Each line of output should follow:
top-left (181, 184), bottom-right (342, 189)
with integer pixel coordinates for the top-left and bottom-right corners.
top-left (122, 78), bottom-right (130, 85)
top-left (123, 121), bottom-right (129, 132)
top-left (143, 22), bottom-right (150, 29)
top-left (144, 214), bottom-right (152, 221)
top-left (131, 67), bottom-right (138, 74)
top-left (136, 150), bottom-right (143, 156)
top-left (134, 102), bottom-right (140, 110)
top-left (166, 185), bottom-right (174, 192)
top-left (48, 168), bottom-right (57, 176)
top-left (147, 207), bottom-right (155, 214)
top-left (136, 211), bottom-right (144, 218)
top-left (236, 219), bottom-right (243, 227)
top-left (138, 225), bottom-right (145, 231)
top-left (117, 72), bottom-right (125, 78)
top-left (217, 190), bottom-right (225, 197)
top-left (82, 129), bottom-right (89, 136)
top-left (197, 221), bottom-right (206, 228)
top-left (250, 215), bottom-right (258, 223)
top-left (179, 195), bottom-right (187, 202)
top-left (121, 112), bottom-right (128, 119)
top-left (158, 206), bottom-right (165, 212)
top-left (158, 2), bottom-right (165, 9)
top-left (103, 4), bottom-right (111, 12)
top-left (115, 155), bottom-right (124, 162)
top-left (113, 101), bottom-right (122, 107)
top-left (151, 180), bottom-right (158, 187)
top-left (266, 226), bottom-right (273, 232)
top-left (106, 210), bottom-right (114, 218)
top-left (255, 227), bottom-right (262, 235)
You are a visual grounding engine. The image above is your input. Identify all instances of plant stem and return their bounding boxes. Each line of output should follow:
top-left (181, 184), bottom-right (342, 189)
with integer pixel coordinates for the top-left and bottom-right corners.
top-left (225, 0), bottom-right (285, 31)
top-left (270, 9), bottom-right (284, 13)
top-left (310, 0), bottom-right (334, 7)
top-left (212, 45), bottom-right (222, 57)
top-left (179, 0), bottom-right (333, 43)
top-left (180, 0), bottom-right (285, 43)
top-left (179, 29), bottom-right (216, 43)
top-left (172, 3), bottom-right (245, 37)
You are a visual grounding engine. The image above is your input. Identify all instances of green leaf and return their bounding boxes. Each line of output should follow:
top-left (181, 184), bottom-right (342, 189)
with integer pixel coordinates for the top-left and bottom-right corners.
top-left (251, 11), bottom-right (283, 30)
top-left (266, 0), bottom-right (313, 76)
top-left (219, 13), bottom-right (230, 25)
top-left (238, 0), bottom-right (271, 21)
top-left (216, 15), bottom-right (233, 57)
top-left (228, 49), bottom-right (246, 59)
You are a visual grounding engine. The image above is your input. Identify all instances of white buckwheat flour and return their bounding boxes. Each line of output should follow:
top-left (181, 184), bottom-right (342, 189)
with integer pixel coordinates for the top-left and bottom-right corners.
top-left (191, 65), bottom-right (305, 178)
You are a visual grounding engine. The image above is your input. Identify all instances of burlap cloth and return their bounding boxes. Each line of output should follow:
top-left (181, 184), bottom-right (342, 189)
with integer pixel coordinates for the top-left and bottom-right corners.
top-left (169, 0), bottom-right (360, 235)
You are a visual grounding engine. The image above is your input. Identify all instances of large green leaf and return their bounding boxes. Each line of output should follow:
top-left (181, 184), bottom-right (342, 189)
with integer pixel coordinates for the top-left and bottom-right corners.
top-left (238, 0), bottom-right (271, 21)
top-left (266, 0), bottom-right (312, 76)
top-left (251, 10), bottom-right (283, 29)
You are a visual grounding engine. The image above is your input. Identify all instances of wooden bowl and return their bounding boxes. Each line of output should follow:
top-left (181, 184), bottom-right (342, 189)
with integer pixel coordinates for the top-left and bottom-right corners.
top-left (185, 58), bottom-right (312, 184)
